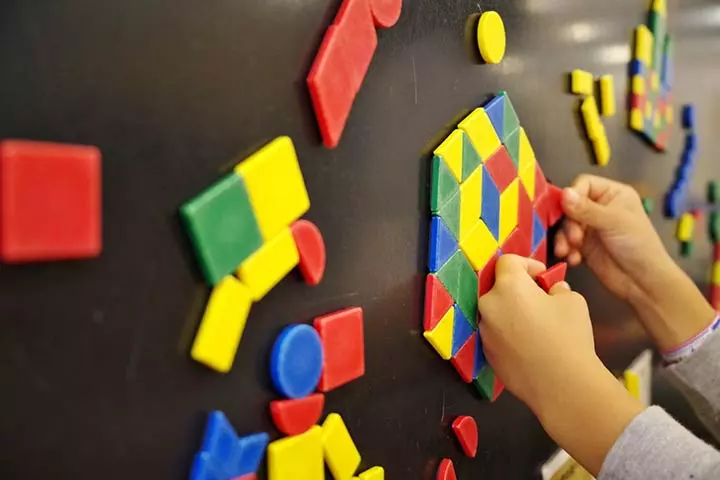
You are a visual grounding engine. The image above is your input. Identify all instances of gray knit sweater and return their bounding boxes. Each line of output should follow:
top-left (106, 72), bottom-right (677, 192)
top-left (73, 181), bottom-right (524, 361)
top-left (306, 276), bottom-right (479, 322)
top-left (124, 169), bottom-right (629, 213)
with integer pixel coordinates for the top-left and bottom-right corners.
top-left (599, 331), bottom-right (720, 479)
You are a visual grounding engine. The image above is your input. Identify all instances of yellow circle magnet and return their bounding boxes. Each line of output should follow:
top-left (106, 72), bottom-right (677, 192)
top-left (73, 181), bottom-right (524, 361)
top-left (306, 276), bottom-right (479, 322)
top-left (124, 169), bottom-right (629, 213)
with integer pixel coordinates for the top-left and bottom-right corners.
top-left (477, 11), bottom-right (506, 64)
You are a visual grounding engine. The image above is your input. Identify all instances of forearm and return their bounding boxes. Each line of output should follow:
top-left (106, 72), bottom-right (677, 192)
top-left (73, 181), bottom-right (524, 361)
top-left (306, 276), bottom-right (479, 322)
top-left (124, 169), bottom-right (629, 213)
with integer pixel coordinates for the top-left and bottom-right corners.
top-left (628, 258), bottom-right (716, 352)
top-left (533, 357), bottom-right (644, 476)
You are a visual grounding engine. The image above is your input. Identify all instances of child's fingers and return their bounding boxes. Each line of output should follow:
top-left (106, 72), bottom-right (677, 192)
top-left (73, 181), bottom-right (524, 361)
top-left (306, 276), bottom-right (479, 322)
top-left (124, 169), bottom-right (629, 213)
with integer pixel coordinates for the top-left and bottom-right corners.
top-left (555, 231), bottom-right (570, 257)
top-left (564, 219), bottom-right (585, 248)
top-left (568, 251), bottom-right (583, 266)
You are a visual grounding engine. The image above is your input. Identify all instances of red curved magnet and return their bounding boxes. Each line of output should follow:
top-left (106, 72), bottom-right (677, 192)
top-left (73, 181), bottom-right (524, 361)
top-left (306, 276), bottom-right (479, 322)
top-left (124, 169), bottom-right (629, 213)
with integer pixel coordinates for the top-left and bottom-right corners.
top-left (452, 415), bottom-right (478, 458)
top-left (270, 393), bottom-right (325, 436)
top-left (369, 0), bottom-right (402, 28)
top-left (535, 262), bottom-right (567, 293)
top-left (291, 220), bottom-right (327, 286)
top-left (436, 458), bottom-right (456, 480)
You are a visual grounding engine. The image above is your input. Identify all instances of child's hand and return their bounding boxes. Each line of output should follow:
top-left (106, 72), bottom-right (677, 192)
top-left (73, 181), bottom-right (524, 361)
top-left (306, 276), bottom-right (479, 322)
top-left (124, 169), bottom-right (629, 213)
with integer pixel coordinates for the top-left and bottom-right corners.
top-left (478, 255), bottom-right (643, 475)
top-left (478, 254), bottom-right (644, 476)
top-left (556, 175), bottom-right (715, 351)
top-left (478, 255), bottom-right (599, 415)
top-left (555, 175), bottom-right (669, 302)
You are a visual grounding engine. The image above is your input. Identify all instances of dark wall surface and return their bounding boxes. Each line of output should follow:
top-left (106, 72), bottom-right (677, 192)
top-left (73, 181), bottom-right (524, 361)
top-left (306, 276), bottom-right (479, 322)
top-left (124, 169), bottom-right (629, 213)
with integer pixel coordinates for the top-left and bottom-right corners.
top-left (1, 0), bottom-right (718, 478)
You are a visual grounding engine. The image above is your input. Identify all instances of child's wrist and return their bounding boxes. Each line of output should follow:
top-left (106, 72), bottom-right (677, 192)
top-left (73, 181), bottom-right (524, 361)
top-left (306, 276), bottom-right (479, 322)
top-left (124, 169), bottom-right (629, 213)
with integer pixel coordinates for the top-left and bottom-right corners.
top-left (628, 264), bottom-right (716, 352)
top-left (626, 258), bottom-right (682, 310)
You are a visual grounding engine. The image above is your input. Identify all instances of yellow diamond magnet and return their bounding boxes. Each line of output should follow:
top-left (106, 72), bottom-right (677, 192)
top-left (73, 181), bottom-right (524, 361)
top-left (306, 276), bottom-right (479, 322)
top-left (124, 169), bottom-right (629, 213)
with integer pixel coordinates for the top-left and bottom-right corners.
top-left (235, 136), bottom-right (310, 241)
top-left (268, 425), bottom-right (324, 480)
top-left (322, 413), bottom-right (362, 480)
top-left (477, 11), bottom-right (506, 64)
top-left (434, 130), bottom-right (464, 183)
top-left (236, 227), bottom-right (299, 301)
top-left (191, 276), bottom-right (253, 373)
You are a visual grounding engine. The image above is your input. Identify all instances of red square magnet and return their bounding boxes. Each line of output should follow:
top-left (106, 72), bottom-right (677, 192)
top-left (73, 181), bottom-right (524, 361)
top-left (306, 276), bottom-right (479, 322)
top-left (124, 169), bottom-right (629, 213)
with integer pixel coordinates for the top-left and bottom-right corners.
top-left (314, 306), bottom-right (365, 392)
top-left (0, 140), bottom-right (102, 262)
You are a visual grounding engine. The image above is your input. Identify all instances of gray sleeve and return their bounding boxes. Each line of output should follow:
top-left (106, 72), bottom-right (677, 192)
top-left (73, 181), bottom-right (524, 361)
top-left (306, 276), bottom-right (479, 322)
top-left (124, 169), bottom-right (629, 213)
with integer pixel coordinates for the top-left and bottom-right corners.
top-left (665, 329), bottom-right (720, 440)
top-left (599, 329), bottom-right (720, 480)
top-left (598, 406), bottom-right (720, 480)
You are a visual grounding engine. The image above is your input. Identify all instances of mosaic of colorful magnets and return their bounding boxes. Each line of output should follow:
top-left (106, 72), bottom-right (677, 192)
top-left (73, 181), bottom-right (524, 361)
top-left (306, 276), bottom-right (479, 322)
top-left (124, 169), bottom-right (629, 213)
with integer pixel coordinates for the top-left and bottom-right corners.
top-left (424, 92), bottom-right (562, 399)
top-left (180, 137), bottom-right (325, 373)
top-left (307, 0), bottom-right (402, 148)
top-left (627, 0), bottom-right (673, 150)
top-left (664, 105), bottom-right (696, 219)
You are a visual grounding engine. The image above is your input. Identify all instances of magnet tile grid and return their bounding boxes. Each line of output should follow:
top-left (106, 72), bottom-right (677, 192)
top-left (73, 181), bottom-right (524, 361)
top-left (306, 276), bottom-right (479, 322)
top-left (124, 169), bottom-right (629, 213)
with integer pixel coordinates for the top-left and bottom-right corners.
top-left (424, 91), bottom-right (553, 401)
top-left (628, 0), bottom-right (674, 151)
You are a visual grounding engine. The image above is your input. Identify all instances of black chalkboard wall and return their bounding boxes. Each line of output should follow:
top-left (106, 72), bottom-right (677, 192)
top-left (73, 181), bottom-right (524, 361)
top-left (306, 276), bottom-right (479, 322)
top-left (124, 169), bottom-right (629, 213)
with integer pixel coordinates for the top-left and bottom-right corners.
top-left (1, 0), bottom-right (718, 478)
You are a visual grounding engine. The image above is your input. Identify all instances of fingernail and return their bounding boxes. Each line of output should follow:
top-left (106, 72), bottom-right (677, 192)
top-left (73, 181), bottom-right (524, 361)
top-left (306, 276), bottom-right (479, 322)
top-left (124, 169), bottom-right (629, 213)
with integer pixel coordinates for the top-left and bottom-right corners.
top-left (558, 281), bottom-right (571, 291)
top-left (564, 187), bottom-right (580, 207)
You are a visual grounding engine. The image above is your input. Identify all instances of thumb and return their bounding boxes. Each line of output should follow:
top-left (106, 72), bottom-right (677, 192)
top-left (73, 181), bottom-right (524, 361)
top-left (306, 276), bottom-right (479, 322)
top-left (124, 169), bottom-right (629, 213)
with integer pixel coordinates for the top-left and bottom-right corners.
top-left (562, 187), bottom-right (613, 229)
top-left (495, 254), bottom-right (547, 280)
top-left (548, 281), bottom-right (571, 295)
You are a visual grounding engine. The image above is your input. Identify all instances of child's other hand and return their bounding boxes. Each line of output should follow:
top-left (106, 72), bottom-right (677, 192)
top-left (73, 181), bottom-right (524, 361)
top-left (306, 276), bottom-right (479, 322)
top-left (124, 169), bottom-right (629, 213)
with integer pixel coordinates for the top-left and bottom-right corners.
top-left (555, 174), bottom-right (715, 351)
top-left (555, 175), bottom-right (669, 302)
